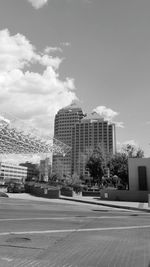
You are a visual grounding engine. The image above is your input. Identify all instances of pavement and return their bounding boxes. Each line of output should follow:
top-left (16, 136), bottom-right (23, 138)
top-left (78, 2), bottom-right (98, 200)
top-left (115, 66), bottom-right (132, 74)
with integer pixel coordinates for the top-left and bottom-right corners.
top-left (0, 192), bottom-right (150, 266)
top-left (60, 195), bottom-right (150, 212)
top-left (2, 191), bottom-right (150, 212)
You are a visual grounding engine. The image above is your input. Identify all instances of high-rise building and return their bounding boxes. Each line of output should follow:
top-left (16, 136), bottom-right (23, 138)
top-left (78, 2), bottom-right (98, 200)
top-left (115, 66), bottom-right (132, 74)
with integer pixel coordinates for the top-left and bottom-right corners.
top-left (71, 112), bottom-right (116, 177)
top-left (52, 103), bottom-right (84, 177)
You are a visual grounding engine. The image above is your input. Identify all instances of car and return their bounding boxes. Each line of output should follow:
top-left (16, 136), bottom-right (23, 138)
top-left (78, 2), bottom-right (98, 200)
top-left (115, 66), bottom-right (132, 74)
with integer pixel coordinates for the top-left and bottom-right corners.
top-left (7, 182), bottom-right (25, 193)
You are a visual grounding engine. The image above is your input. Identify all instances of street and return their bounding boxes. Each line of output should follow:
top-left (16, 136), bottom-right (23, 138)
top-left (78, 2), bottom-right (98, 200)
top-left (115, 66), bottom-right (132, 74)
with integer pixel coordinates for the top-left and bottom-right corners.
top-left (0, 196), bottom-right (150, 267)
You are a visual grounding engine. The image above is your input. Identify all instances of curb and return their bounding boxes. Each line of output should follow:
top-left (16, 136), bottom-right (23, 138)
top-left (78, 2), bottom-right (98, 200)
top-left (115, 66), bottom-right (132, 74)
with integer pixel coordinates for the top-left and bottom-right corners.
top-left (60, 196), bottom-right (150, 213)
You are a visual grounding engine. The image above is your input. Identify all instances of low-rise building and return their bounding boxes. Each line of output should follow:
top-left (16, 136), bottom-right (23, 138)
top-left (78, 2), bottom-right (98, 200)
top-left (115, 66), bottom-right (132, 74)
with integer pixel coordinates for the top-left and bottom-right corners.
top-left (0, 162), bottom-right (27, 185)
top-left (19, 162), bottom-right (39, 181)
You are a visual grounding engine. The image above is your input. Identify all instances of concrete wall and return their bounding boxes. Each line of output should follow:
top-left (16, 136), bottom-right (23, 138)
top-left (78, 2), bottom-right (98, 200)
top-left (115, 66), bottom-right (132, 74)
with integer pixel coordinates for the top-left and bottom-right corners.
top-left (128, 158), bottom-right (150, 191)
top-left (100, 189), bottom-right (150, 202)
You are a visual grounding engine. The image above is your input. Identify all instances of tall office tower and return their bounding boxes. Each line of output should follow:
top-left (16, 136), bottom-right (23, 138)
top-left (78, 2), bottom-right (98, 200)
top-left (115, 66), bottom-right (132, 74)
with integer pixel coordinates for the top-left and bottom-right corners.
top-left (71, 112), bottom-right (116, 177)
top-left (52, 103), bottom-right (84, 177)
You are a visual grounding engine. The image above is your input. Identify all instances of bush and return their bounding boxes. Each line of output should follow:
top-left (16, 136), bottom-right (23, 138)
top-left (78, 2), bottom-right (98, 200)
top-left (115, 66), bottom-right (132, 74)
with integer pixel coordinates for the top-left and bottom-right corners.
top-left (61, 185), bottom-right (72, 190)
top-left (72, 184), bottom-right (82, 194)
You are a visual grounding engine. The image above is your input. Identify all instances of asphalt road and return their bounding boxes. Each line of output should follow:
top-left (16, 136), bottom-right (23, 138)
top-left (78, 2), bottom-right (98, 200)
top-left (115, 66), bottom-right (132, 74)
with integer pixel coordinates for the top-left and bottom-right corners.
top-left (0, 196), bottom-right (150, 267)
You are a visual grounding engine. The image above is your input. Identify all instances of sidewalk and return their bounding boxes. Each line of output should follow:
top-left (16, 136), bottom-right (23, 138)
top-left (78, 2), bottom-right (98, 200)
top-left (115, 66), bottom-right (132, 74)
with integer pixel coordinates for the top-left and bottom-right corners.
top-left (60, 195), bottom-right (150, 212)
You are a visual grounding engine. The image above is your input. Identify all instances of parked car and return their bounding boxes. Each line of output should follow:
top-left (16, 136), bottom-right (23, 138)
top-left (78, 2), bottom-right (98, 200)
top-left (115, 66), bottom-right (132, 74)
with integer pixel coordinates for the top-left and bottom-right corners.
top-left (7, 182), bottom-right (25, 193)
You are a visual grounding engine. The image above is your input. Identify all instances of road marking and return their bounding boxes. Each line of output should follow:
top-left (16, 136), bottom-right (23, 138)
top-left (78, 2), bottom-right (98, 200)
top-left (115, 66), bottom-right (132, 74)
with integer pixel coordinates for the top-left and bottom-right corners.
top-left (0, 224), bottom-right (150, 236)
top-left (0, 215), bottom-right (147, 222)
top-left (0, 213), bottom-right (150, 222)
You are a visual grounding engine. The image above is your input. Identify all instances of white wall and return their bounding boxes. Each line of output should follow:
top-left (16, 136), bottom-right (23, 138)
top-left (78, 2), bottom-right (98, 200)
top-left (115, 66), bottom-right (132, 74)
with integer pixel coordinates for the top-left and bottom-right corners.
top-left (128, 158), bottom-right (150, 191)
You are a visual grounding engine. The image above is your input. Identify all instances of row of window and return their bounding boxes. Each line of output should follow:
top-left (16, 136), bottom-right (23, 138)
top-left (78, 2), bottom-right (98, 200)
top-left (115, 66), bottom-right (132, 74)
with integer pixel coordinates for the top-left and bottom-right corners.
top-left (1, 169), bottom-right (27, 174)
top-left (1, 165), bottom-right (27, 170)
top-left (1, 173), bottom-right (27, 177)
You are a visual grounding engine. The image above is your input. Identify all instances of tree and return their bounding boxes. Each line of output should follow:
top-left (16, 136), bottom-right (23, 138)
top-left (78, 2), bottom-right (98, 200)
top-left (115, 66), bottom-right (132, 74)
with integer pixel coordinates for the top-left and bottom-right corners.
top-left (109, 152), bottom-right (128, 185)
top-left (69, 173), bottom-right (82, 193)
top-left (122, 144), bottom-right (144, 158)
top-left (71, 173), bottom-right (81, 185)
top-left (49, 172), bottom-right (63, 186)
top-left (85, 144), bottom-right (105, 187)
top-left (109, 144), bottom-right (144, 187)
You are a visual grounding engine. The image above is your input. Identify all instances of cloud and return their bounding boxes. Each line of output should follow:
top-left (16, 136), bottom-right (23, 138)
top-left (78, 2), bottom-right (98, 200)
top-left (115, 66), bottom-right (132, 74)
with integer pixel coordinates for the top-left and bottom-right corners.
top-left (93, 106), bottom-right (118, 121)
top-left (0, 29), bottom-right (36, 71)
top-left (27, 0), bottom-right (48, 9)
top-left (115, 121), bottom-right (125, 128)
top-left (93, 106), bottom-right (124, 128)
top-left (0, 29), bottom-right (77, 136)
top-left (44, 46), bottom-right (62, 54)
top-left (117, 140), bottom-right (139, 152)
top-left (27, 0), bottom-right (92, 9)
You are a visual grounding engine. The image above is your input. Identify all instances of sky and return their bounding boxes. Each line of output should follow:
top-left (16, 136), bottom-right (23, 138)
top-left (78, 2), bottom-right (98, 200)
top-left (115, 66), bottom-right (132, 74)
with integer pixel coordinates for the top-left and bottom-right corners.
top-left (0, 0), bottom-right (150, 156)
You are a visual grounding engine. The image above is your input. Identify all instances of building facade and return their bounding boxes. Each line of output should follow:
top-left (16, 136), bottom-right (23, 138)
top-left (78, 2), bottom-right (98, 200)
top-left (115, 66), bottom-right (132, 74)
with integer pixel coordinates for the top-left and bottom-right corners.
top-left (52, 103), bottom-right (84, 177)
top-left (20, 162), bottom-right (39, 181)
top-left (39, 158), bottom-right (51, 182)
top-left (0, 162), bottom-right (27, 185)
top-left (71, 112), bottom-right (116, 177)
top-left (128, 157), bottom-right (150, 191)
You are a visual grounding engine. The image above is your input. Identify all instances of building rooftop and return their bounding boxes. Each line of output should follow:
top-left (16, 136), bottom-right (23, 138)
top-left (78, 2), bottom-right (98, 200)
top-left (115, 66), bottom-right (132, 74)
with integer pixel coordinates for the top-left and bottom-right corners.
top-left (58, 102), bottom-right (83, 113)
top-left (81, 112), bottom-right (104, 122)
